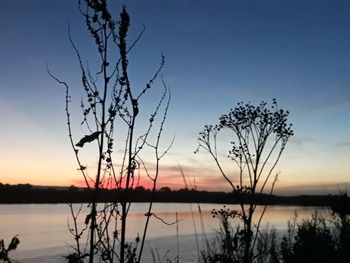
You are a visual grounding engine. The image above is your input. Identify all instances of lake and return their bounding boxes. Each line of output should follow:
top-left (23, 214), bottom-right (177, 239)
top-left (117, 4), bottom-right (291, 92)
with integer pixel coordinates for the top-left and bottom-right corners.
top-left (0, 203), bottom-right (329, 262)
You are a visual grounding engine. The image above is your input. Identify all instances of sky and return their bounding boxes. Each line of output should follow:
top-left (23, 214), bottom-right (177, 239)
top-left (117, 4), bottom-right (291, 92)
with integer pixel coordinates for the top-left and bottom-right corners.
top-left (0, 0), bottom-right (350, 195)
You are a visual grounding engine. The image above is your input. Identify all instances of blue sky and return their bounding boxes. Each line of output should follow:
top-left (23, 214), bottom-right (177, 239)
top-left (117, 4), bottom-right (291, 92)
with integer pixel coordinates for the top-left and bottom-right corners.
top-left (0, 0), bottom-right (349, 194)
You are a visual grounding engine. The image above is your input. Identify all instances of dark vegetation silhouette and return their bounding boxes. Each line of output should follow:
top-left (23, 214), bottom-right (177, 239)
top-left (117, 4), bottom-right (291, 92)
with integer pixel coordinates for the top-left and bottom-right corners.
top-left (201, 199), bottom-right (350, 263)
top-left (48, 0), bottom-right (172, 262)
top-left (196, 100), bottom-right (294, 262)
top-left (0, 236), bottom-right (19, 263)
top-left (277, 194), bottom-right (350, 263)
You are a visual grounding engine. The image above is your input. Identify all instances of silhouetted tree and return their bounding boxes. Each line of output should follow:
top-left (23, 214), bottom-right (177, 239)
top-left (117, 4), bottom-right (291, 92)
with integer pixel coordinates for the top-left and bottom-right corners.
top-left (196, 99), bottom-right (293, 262)
top-left (49, 1), bottom-right (171, 262)
top-left (159, 186), bottom-right (172, 192)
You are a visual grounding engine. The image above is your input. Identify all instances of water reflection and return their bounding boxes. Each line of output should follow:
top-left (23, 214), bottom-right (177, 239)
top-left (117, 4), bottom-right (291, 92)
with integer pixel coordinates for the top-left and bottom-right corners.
top-left (0, 203), bottom-right (328, 251)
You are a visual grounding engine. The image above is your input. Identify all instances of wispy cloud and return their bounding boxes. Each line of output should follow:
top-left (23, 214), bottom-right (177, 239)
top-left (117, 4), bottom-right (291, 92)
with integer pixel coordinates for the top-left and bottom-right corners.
top-left (333, 141), bottom-right (350, 149)
top-left (289, 136), bottom-right (317, 147)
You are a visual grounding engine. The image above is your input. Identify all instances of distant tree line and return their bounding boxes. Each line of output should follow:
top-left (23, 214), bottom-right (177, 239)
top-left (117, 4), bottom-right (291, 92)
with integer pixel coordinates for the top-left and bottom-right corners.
top-left (1, 183), bottom-right (350, 207)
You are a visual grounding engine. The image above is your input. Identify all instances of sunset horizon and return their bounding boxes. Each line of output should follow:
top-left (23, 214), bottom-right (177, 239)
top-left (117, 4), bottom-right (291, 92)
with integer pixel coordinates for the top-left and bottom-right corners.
top-left (2, 178), bottom-right (350, 197)
top-left (1, 0), bottom-right (349, 201)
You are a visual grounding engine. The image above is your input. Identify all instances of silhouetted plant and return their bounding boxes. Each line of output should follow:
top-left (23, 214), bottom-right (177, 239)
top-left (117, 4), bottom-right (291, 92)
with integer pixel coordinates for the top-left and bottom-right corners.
top-left (203, 208), bottom-right (280, 263)
top-left (196, 99), bottom-right (293, 262)
top-left (332, 211), bottom-right (350, 261)
top-left (296, 214), bottom-right (334, 261)
top-left (278, 208), bottom-right (350, 263)
top-left (205, 208), bottom-right (350, 263)
top-left (328, 193), bottom-right (350, 262)
top-left (0, 236), bottom-right (19, 263)
top-left (201, 206), bottom-right (244, 263)
top-left (279, 213), bottom-right (297, 262)
top-left (49, 0), bottom-right (171, 262)
top-left (280, 212), bottom-right (335, 263)
top-left (255, 228), bottom-right (279, 263)
top-left (65, 252), bottom-right (85, 263)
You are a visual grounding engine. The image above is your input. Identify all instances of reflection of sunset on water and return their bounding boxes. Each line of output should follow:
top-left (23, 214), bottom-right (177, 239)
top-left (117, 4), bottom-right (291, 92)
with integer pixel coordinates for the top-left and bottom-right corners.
top-left (0, 203), bottom-right (327, 251)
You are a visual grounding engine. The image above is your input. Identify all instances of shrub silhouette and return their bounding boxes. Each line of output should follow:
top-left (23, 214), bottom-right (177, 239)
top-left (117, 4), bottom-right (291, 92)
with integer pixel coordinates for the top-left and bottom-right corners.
top-left (281, 209), bottom-right (350, 263)
top-left (203, 204), bottom-right (350, 263)
top-left (201, 207), bottom-right (244, 263)
top-left (281, 213), bottom-right (335, 263)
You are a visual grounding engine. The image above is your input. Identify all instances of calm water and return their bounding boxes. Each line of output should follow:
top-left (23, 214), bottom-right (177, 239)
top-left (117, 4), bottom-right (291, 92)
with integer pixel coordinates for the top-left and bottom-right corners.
top-left (0, 203), bottom-right (328, 255)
